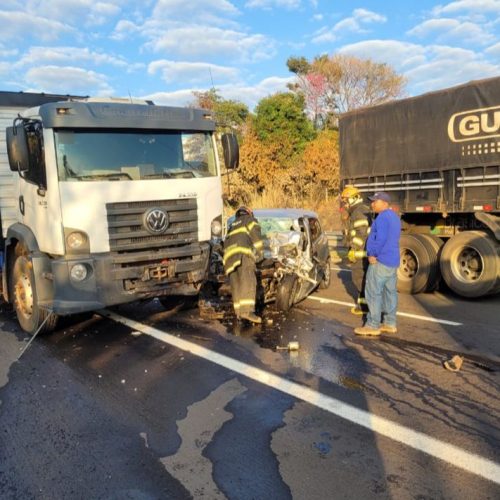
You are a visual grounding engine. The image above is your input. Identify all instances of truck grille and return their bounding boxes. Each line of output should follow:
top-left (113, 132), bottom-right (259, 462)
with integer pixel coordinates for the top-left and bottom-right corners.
top-left (106, 198), bottom-right (198, 251)
top-left (106, 199), bottom-right (206, 293)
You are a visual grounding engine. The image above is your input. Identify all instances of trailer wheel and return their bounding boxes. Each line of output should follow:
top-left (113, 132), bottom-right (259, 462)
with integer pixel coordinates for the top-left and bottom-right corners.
top-left (11, 254), bottom-right (58, 335)
top-left (319, 257), bottom-right (331, 289)
top-left (397, 234), bottom-right (436, 294)
top-left (440, 231), bottom-right (500, 298)
top-left (415, 234), bottom-right (444, 291)
top-left (276, 274), bottom-right (299, 312)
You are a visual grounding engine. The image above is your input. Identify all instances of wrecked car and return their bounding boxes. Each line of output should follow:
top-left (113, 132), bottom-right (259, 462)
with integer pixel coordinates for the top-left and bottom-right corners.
top-left (202, 209), bottom-right (331, 317)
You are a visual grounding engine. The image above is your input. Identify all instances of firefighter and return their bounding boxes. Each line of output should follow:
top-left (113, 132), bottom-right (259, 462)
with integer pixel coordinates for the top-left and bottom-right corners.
top-left (341, 185), bottom-right (372, 315)
top-left (223, 206), bottom-right (264, 324)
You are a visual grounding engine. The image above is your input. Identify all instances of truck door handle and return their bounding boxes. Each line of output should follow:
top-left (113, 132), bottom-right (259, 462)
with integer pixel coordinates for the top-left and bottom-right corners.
top-left (19, 195), bottom-right (25, 215)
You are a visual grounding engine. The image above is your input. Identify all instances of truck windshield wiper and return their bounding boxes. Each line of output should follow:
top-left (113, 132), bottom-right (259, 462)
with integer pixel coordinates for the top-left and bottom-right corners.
top-left (143, 172), bottom-right (173, 179)
top-left (73, 172), bottom-right (132, 181)
top-left (145, 171), bottom-right (196, 178)
top-left (170, 170), bottom-right (196, 178)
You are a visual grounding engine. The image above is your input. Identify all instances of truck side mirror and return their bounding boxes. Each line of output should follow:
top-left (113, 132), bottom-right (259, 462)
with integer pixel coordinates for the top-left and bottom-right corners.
top-left (221, 133), bottom-right (239, 170)
top-left (6, 126), bottom-right (30, 173)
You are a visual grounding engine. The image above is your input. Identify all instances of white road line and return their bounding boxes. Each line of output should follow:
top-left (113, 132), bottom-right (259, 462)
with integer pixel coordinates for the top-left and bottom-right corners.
top-left (331, 266), bottom-right (352, 273)
top-left (307, 295), bottom-right (463, 326)
top-left (101, 309), bottom-right (499, 485)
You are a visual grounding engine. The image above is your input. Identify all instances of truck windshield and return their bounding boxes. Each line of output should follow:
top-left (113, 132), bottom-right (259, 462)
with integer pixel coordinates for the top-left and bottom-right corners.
top-left (55, 130), bottom-right (217, 181)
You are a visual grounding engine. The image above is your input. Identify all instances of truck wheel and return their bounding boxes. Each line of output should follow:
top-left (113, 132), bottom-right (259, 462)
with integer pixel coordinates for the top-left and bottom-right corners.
top-left (11, 254), bottom-right (58, 335)
top-left (440, 231), bottom-right (500, 298)
top-left (276, 274), bottom-right (299, 312)
top-left (398, 234), bottom-right (435, 294)
top-left (319, 257), bottom-right (331, 289)
top-left (415, 234), bottom-right (444, 292)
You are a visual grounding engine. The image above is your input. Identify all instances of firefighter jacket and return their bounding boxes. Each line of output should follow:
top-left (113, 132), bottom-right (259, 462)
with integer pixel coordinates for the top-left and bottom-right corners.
top-left (223, 214), bottom-right (264, 275)
top-left (346, 201), bottom-right (372, 261)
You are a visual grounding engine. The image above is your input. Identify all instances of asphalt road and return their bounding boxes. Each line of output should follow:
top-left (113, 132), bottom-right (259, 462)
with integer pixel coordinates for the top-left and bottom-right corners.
top-left (1, 268), bottom-right (499, 499)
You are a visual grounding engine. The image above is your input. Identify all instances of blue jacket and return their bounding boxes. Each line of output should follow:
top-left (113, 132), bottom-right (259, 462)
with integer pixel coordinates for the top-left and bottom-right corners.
top-left (367, 209), bottom-right (401, 268)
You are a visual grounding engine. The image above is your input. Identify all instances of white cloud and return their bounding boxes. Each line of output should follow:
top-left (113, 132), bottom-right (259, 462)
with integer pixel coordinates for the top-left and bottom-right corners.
top-left (152, 0), bottom-right (240, 25)
top-left (142, 88), bottom-right (196, 107)
top-left (432, 0), bottom-right (500, 15)
top-left (23, 0), bottom-right (122, 25)
top-left (218, 76), bottom-right (294, 107)
top-left (312, 14), bottom-right (323, 21)
top-left (339, 40), bottom-right (426, 68)
top-left (153, 0), bottom-right (238, 16)
top-left (17, 46), bottom-right (131, 69)
top-left (486, 41), bottom-right (500, 57)
top-left (312, 8), bottom-right (387, 43)
top-left (339, 39), bottom-right (500, 93)
top-left (110, 19), bottom-right (140, 41)
top-left (148, 59), bottom-right (239, 84)
top-left (245, 0), bottom-right (301, 9)
top-left (25, 65), bottom-right (114, 95)
top-left (408, 18), bottom-right (495, 45)
top-left (0, 11), bottom-right (75, 41)
top-left (143, 75), bottom-right (293, 109)
top-left (0, 43), bottom-right (18, 58)
top-left (0, 61), bottom-right (11, 77)
top-left (145, 26), bottom-right (276, 63)
top-left (405, 46), bottom-right (500, 91)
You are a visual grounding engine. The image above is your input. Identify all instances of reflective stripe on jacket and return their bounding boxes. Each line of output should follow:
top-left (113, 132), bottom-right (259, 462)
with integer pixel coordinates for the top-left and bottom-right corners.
top-left (347, 202), bottom-right (371, 260)
top-left (223, 214), bottom-right (264, 275)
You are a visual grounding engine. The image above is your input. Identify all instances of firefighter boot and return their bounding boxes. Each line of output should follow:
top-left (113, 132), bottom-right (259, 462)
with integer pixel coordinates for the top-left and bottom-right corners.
top-left (241, 312), bottom-right (262, 324)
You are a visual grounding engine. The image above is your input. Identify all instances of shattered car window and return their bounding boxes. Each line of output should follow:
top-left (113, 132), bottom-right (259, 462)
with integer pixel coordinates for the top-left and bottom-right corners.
top-left (258, 217), bottom-right (295, 237)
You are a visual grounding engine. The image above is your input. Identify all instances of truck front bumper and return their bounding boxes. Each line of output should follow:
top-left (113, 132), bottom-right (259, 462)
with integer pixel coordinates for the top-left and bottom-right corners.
top-left (34, 242), bottom-right (210, 315)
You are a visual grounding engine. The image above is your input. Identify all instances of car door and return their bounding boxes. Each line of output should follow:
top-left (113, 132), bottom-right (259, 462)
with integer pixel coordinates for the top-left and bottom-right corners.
top-left (308, 217), bottom-right (329, 265)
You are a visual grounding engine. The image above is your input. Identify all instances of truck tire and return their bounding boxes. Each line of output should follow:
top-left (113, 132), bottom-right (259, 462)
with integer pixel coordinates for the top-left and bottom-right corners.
top-left (319, 257), bottom-right (331, 289)
top-left (416, 234), bottom-right (444, 292)
top-left (276, 274), bottom-right (299, 312)
top-left (440, 231), bottom-right (500, 298)
top-left (398, 234), bottom-right (435, 294)
top-left (11, 254), bottom-right (58, 335)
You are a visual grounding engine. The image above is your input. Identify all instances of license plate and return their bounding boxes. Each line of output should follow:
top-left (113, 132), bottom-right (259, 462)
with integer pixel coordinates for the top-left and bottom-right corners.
top-left (142, 263), bottom-right (176, 281)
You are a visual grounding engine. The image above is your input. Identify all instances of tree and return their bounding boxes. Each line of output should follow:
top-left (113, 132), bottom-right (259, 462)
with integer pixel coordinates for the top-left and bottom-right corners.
top-left (288, 54), bottom-right (407, 128)
top-left (302, 129), bottom-right (340, 194)
top-left (253, 92), bottom-right (315, 168)
top-left (191, 89), bottom-right (249, 130)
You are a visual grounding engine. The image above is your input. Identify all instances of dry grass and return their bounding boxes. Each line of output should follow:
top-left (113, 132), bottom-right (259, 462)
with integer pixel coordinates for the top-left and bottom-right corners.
top-left (223, 181), bottom-right (343, 232)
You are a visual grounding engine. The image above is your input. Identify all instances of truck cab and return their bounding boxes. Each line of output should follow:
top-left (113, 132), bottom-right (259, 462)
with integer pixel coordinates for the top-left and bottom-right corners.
top-left (1, 94), bottom-right (238, 333)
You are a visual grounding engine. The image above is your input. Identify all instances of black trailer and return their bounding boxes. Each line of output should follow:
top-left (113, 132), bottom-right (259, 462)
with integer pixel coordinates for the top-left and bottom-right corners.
top-left (340, 76), bottom-right (500, 298)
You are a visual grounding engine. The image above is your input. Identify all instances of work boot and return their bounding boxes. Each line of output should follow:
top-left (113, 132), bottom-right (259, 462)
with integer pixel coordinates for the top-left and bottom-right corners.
top-left (380, 324), bottom-right (397, 334)
top-left (241, 312), bottom-right (262, 324)
top-left (354, 325), bottom-right (381, 337)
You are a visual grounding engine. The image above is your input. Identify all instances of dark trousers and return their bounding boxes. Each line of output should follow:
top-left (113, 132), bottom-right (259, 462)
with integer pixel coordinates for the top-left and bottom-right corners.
top-left (229, 255), bottom-right (257, 317)
top-left (351, 259), bottom-right (368, 309)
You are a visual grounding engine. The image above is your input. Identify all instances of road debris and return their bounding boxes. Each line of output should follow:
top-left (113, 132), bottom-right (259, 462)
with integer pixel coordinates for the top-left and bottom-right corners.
top-left (276, 341), bottom-right (300, 352)
top-left (443, 355), bottom-right (464, 372)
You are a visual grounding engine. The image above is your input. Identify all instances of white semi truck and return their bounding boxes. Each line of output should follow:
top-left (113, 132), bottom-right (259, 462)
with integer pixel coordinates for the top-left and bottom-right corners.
top-left (0, 91), bottom-right (238, 333)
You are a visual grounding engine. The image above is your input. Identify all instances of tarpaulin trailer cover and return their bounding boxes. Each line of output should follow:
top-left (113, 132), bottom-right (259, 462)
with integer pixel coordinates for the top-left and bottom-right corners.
top-left (339, 76), bottom-right (500, 179)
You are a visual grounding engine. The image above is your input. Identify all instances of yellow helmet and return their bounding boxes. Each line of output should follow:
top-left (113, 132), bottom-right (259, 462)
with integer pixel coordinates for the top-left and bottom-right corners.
top-left (341, 185), bottom-right (360, 199)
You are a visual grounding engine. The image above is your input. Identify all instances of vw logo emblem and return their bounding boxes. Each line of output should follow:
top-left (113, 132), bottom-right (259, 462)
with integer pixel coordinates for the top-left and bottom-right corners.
top-left (144, 208), bottom-right (169, 234)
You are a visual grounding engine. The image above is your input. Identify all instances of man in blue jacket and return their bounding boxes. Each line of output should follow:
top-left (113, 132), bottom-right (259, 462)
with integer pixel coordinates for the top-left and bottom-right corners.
top-left (354, 192), bottom-right (401, 337)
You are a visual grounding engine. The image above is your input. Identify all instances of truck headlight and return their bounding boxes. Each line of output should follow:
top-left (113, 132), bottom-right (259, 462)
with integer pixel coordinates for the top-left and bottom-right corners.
top-left (70, 263), bottom-right (88, 282)
top-left (211, 217), bottom-right (222, 237)
top-left (67, 231), bottom-right (87, 250)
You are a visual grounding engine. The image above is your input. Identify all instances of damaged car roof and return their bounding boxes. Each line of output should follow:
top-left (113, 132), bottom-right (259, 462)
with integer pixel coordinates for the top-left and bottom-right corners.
top-left (252, 208), bottom-right (318, 219)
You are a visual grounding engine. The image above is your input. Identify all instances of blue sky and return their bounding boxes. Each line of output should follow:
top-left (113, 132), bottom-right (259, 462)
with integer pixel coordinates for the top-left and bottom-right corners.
top-left (1, 0), bottom-right (499, 109)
